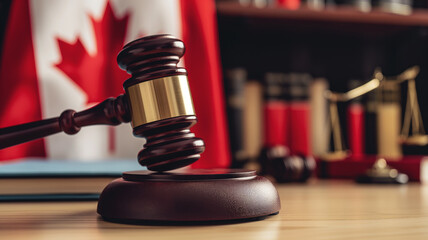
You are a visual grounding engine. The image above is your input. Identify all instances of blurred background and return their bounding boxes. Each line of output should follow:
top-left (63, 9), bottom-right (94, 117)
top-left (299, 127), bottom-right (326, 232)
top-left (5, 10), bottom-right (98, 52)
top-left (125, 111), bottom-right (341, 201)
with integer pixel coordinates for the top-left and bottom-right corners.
top-left (1, 0), bottom-right (428, 182)
top-left (217, 0), bottom-right (428, 182)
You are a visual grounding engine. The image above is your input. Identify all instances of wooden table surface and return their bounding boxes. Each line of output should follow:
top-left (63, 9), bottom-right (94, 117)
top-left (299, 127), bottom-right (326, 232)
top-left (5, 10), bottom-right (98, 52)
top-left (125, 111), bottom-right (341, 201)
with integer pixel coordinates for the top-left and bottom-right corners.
top-left (1, 180), bottom-right (428, 240)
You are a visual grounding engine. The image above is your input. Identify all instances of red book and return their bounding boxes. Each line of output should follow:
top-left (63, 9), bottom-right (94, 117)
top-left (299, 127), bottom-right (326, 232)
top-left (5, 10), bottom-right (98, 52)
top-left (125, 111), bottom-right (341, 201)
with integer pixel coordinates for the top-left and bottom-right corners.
top-left (288, 73), bottom-right (311, 156)
top-left (264, 101), bottom-right (289, 147)
top-left (289, 102), bottom-right (311, 155)
top-left (263, 73), bottom-right (289, 148)
top-left (347, 103), bottom-right (365, 160)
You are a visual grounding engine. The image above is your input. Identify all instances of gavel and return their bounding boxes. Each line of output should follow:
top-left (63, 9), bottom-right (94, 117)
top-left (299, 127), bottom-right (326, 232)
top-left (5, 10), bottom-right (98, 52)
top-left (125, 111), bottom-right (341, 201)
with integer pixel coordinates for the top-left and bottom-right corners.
top-left (0, 34), bottom-right (205, 171)
top-left (0, 34), bottom-right (281, 222)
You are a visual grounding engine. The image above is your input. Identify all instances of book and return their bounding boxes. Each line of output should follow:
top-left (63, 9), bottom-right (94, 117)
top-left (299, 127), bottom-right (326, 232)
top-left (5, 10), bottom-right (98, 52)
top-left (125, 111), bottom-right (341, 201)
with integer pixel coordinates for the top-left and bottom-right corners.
top-left (347, 80), bottom-right (365, 160)
top-left (0, 159), bottom-right (142, 197)
top-left (288, 73), bottom-right (312, 156)
top-left (263, 72), bottom-right (289, 148)
top-left (317, 155), bottom-right (428, 182)
top-left (377, 81), bottom-right (402, 159)
top-left (243, 80), bottom-right (263, 163)
top-left (259, 72), bottom-right (289, 175)
top-left (365, 89), bottom-right (378, 155)
top-left (224, 68), bottom-right (247, 167)
top-left (310, 78), bottom-right (330, 157)
top-left (380, 0), bottom-right (413, 15)
top-left (346, 0), bottom-right (371, 12)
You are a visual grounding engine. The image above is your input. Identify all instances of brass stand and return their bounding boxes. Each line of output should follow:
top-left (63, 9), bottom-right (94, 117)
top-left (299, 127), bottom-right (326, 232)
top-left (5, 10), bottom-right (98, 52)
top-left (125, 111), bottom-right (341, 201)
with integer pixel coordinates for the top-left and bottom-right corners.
top-left (321, 66), bottom-right (428, 162)
top-left (399, 67), bottom-right (428, 145)
top-left (356, 158), bottom-right (408, 184)
top-left (375, 66), bottom-right (428, 146)
top-left (321, 75), bottom-right (381, 161)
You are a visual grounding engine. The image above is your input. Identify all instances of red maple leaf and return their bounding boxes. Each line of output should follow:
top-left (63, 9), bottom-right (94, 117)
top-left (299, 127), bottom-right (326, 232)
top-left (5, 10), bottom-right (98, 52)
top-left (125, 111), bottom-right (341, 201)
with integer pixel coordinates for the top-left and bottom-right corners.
top-left (55, 2), bottom-right (130, 105)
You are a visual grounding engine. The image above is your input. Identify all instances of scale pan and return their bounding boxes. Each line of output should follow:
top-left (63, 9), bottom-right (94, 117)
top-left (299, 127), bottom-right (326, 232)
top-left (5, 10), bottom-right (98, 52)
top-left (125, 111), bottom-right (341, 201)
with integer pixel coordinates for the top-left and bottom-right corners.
top-left (400, 135), bottom-right (428, 146)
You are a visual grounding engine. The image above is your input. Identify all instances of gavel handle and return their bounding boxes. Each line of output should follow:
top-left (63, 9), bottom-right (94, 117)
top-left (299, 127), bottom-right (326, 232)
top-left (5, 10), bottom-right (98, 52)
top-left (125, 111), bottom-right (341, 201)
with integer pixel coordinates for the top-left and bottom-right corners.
top-left (0, 95), bottom-right (130, 149)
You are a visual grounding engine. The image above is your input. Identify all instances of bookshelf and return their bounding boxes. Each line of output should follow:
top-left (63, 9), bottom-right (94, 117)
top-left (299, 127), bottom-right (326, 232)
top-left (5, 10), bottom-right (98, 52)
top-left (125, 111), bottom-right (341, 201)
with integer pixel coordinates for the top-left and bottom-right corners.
top-left (216, 2), bottom-right (427, 90)
top-left (217, 2), bottom-right (428, 27)
top-left (216, 1), bottom-right (428, 168)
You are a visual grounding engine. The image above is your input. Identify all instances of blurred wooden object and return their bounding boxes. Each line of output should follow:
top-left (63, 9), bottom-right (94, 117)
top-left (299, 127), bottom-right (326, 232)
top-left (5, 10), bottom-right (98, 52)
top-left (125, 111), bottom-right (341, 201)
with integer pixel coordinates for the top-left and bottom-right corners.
top-left (376, 66), bottom-right (426, 158)
top-left (377, 80), bottom-right (402, 159)
top-left (2, 181), bottom-right (428, 239)
top-left (243, 81), bottom-right (263, 164)
top-left (310, 78), bottom-right (329, 157)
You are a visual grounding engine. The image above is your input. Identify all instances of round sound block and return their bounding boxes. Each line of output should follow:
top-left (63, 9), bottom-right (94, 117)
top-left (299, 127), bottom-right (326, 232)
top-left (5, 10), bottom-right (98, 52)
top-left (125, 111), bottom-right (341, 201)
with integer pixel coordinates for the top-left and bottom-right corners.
top-left (97, 169), bottom-right (280, 223)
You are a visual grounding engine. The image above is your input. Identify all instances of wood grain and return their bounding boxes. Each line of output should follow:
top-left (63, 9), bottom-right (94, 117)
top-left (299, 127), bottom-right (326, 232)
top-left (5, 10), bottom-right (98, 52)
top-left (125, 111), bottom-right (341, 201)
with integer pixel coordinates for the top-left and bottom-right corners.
top-left (1, 180), bottom-right (428, 239)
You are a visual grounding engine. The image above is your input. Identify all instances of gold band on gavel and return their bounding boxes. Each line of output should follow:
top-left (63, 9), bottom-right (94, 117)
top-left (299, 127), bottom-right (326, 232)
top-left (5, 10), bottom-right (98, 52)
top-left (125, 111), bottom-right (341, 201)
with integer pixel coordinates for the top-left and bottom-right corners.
top-left (126, 75), bottom-right (195, 128)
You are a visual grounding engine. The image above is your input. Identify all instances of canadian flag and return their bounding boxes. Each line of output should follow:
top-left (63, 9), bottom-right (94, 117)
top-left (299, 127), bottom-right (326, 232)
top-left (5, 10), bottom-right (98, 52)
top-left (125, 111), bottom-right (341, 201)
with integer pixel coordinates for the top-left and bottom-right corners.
top-left (0, 0), bottom-right (230, 168)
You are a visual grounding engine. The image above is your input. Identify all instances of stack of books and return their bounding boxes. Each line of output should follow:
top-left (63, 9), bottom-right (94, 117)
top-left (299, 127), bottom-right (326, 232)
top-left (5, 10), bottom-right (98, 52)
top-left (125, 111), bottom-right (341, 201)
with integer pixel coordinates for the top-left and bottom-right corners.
top-left (0, 159), bottom-right (142, 200)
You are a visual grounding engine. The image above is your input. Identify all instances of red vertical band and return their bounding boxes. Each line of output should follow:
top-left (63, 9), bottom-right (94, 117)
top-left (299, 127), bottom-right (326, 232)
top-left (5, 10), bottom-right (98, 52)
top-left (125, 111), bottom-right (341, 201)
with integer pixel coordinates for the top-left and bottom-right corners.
top-left (347, 103), bottom-right (365, 160)
top-left (0, 0), bottom-right (45, 161)
top-left (180, 0), bottom-right (230, 168)
top-left (264, 101), bottom-right (289, 147)
top-left (289, 102), bottom-right (311, 156)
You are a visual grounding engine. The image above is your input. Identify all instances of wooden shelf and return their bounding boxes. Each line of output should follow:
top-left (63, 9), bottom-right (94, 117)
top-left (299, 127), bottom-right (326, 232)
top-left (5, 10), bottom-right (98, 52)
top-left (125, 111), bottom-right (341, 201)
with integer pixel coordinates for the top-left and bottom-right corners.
top-left (217, 2), bottom-right (428, 27)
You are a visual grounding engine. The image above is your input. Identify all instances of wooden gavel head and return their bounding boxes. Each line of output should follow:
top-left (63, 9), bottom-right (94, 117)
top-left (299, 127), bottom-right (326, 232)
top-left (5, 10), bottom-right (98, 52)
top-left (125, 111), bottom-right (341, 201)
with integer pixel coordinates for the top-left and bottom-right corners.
top-left (117, 34), bottom-right (205, 171)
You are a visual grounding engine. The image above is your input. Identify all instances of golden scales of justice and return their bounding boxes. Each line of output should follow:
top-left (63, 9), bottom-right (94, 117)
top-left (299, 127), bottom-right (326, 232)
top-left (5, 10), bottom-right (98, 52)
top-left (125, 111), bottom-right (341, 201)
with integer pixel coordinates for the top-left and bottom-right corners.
top-left (321, 66), bottom-right (427, 162)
